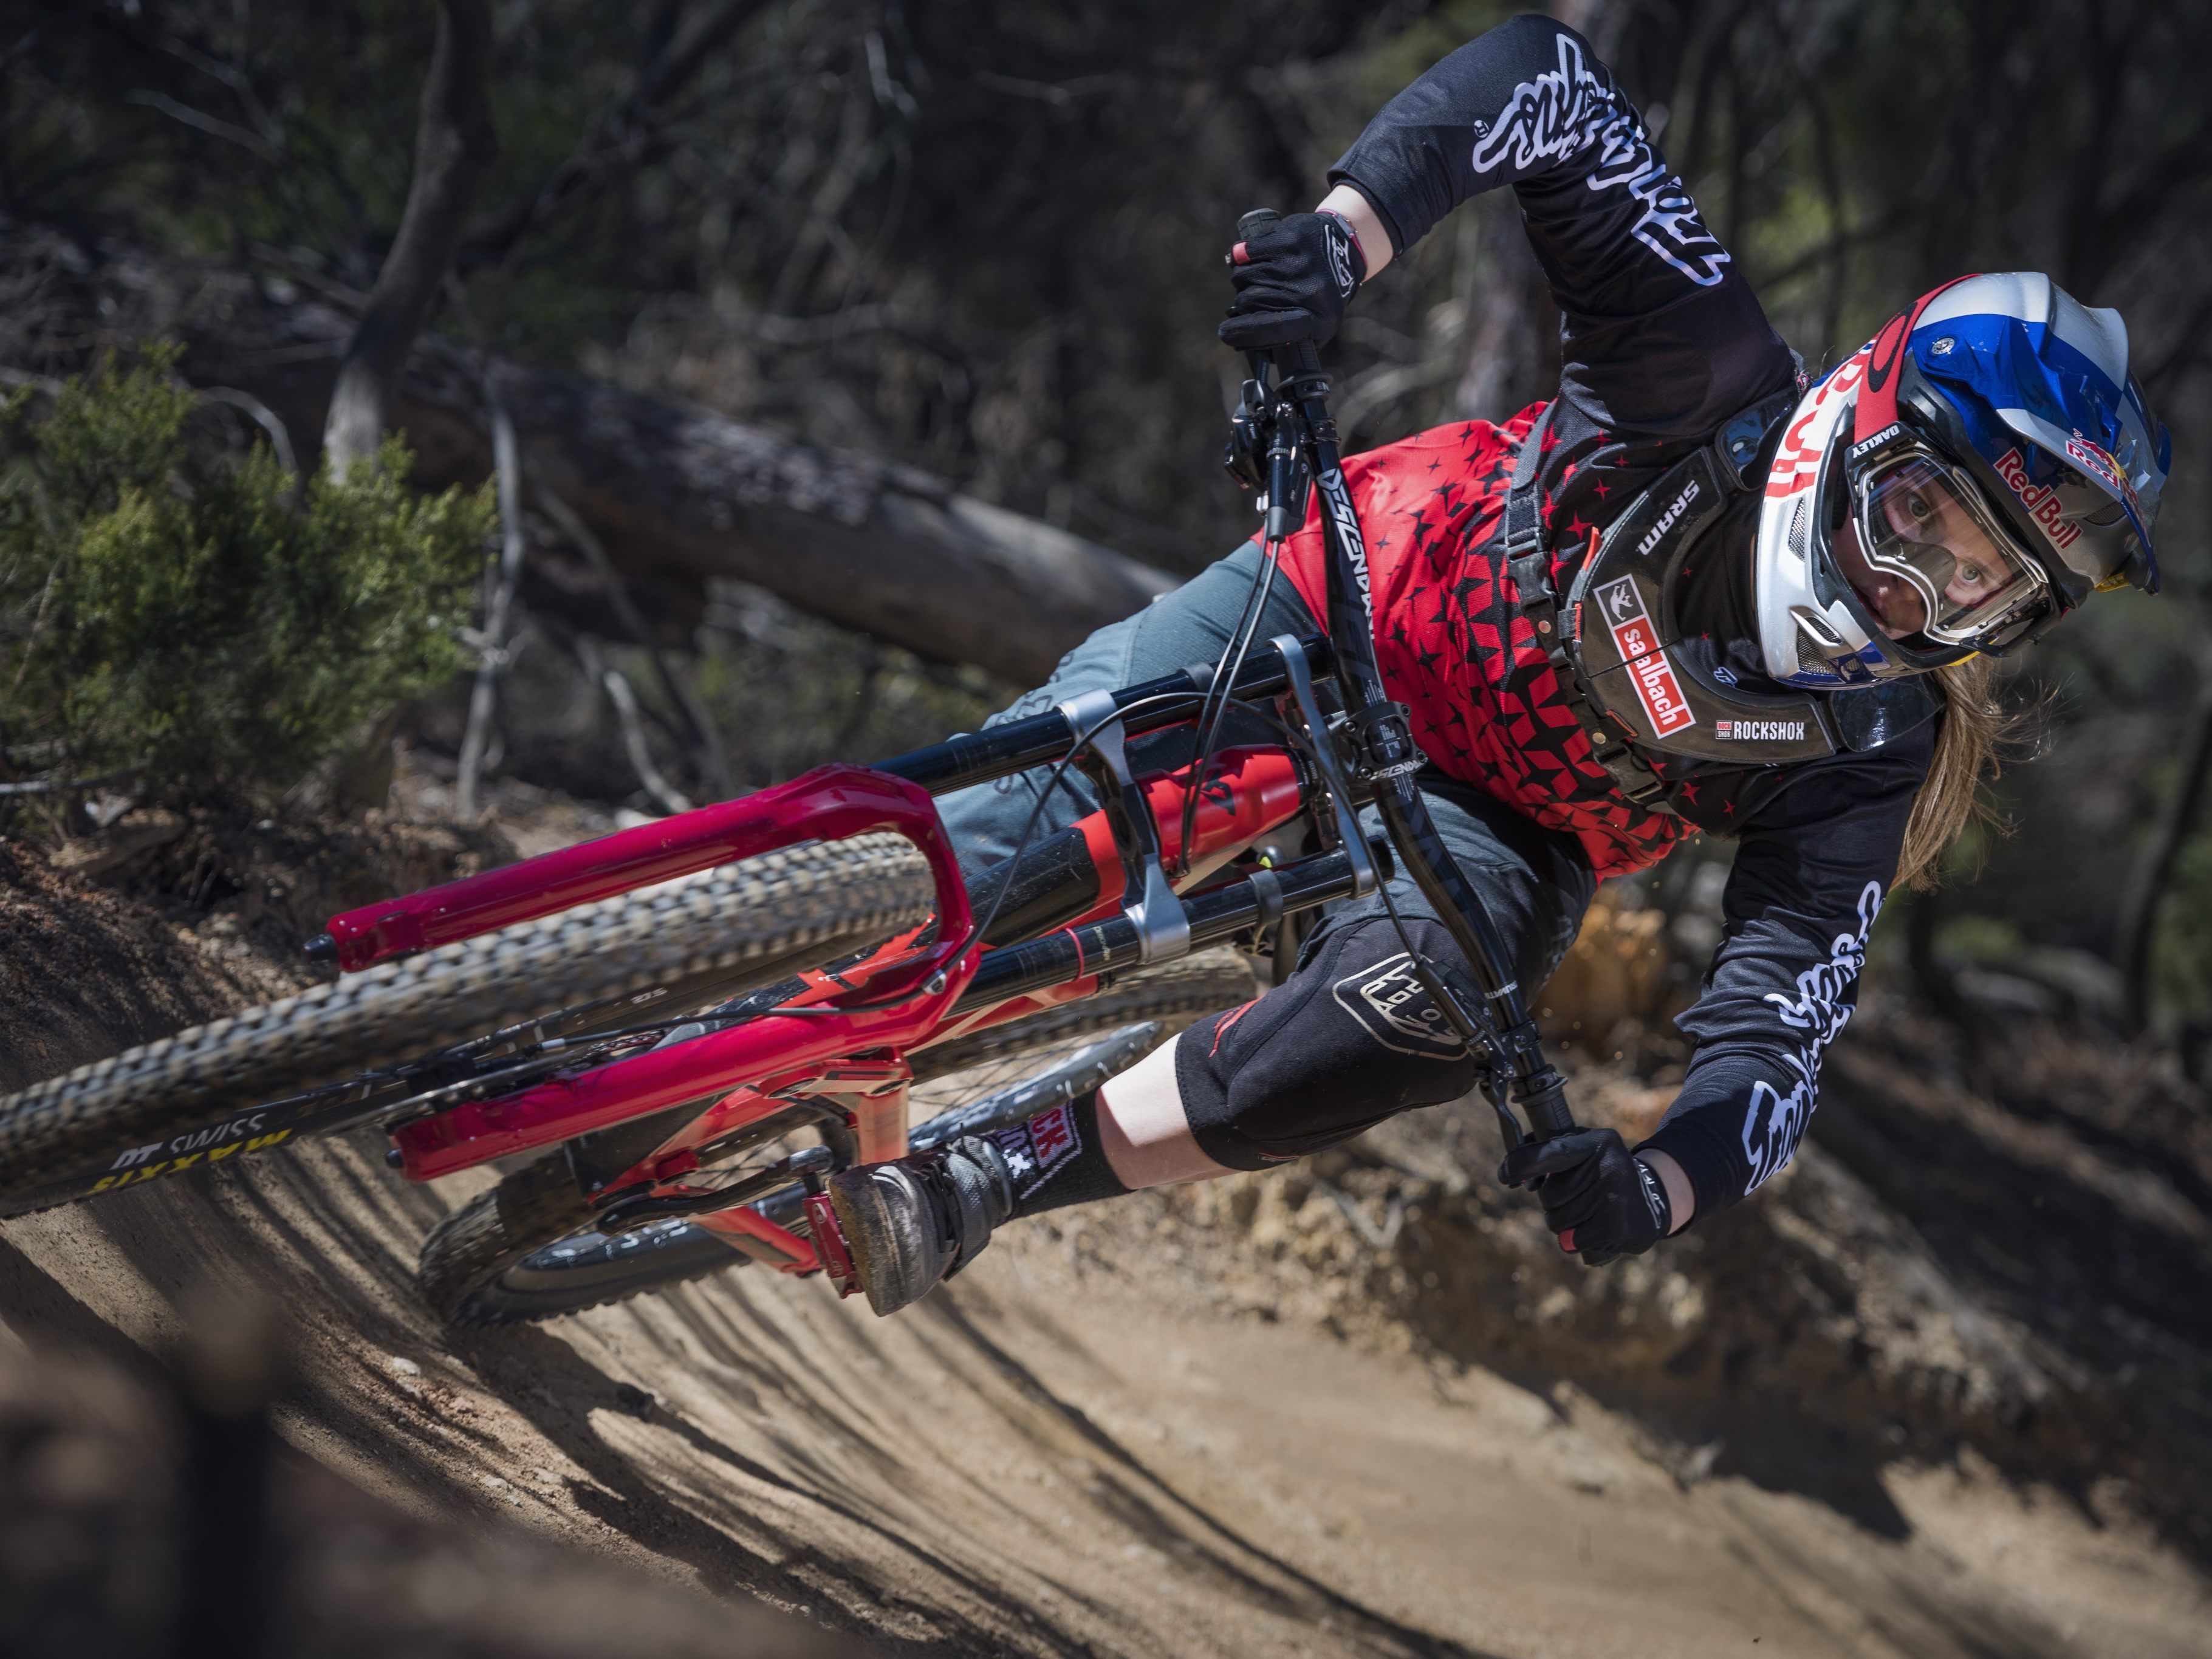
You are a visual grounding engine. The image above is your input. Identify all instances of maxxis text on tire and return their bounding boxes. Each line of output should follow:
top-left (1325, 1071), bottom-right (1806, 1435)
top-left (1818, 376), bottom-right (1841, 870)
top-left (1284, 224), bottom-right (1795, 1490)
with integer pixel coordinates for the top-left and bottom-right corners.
top-left (0, 835), bottom-right (934, 1209)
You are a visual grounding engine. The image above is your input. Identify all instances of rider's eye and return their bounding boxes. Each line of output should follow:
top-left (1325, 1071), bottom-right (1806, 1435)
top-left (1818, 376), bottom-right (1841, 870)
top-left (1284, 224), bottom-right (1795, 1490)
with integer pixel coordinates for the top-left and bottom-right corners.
top-left (1957, 563), bottom-right (1984, 586)
top-left (1906, 491), bottom-right (1936, 523)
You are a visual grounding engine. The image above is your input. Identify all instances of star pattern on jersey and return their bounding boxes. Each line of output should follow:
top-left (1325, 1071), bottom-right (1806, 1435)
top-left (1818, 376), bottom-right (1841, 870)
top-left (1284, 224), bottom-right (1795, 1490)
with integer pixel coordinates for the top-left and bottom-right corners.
top-left (1275, 403), bottom-right (1717, 878)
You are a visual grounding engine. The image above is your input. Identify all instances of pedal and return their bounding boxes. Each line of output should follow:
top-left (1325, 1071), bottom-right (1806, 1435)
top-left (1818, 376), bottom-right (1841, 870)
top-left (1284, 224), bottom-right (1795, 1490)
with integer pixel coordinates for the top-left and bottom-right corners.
top-left (803, 1192), bottom-right (860, 1296)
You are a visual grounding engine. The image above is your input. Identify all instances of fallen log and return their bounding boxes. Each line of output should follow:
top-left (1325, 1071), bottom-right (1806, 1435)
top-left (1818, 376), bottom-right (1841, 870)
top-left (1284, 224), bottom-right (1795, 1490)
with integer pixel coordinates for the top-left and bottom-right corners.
top-left (388, 348), bottom-right (1176, 684)
top-left (2, 224), bottom-right (1177, 685)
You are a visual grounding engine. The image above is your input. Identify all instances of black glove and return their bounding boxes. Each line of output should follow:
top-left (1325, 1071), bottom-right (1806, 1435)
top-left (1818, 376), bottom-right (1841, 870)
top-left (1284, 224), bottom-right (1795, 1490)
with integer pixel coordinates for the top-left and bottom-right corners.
top-left (1500, 1128), bottom-right (1672, 1267)
top-left (1220, 211), bottom-right (1368, 352)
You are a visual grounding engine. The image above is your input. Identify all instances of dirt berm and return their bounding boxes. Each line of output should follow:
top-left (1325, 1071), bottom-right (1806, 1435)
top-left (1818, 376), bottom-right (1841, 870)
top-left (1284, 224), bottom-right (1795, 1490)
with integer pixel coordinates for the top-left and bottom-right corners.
top-left (2, 810), bottom-right (2208, 1657)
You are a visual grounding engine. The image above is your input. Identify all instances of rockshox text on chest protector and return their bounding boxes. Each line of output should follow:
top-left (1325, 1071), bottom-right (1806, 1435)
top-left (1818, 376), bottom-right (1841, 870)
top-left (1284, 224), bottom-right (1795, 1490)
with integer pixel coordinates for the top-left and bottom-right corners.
top-left (1504, 397), bottom-right (1937, 784)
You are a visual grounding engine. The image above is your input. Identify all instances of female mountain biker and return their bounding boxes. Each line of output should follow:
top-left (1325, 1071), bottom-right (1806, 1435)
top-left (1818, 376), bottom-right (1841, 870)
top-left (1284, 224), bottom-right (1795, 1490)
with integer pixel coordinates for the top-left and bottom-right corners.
top-left (820, 15), bottom-right (2173, 1315)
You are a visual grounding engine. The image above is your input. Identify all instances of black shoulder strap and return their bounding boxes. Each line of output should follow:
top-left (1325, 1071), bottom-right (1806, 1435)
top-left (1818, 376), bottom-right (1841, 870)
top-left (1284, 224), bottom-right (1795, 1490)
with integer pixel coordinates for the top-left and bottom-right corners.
top-left (1504, 405), bottom-right (1679, 813)
top-left (1503, 402), bottom-right (1556, 630)
top-left (1502, 403), bottom-right (1550, 572)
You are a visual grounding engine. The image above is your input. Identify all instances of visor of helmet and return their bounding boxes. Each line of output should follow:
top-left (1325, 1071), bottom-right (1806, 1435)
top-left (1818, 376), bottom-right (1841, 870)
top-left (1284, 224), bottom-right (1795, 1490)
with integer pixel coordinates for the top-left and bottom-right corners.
top-left (1844, 451), bottom-right (2055, 652)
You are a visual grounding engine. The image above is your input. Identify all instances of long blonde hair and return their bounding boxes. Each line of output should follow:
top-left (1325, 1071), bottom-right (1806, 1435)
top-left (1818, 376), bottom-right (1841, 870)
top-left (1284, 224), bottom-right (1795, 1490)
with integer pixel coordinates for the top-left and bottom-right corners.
top-left (1894, 656), bottom-right (2011, 889)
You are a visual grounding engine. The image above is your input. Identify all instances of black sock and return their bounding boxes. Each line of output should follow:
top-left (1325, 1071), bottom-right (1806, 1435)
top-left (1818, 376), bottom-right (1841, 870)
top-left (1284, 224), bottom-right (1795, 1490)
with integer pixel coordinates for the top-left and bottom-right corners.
top-left (987, 1089), bottom-right (1130, 1218)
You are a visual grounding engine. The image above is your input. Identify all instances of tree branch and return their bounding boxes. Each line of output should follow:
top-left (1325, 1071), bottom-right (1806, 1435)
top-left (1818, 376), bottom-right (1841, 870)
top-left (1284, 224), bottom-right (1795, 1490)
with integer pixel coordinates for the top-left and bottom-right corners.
top-left (462, 0), bottom-right (770, 268)
top-left (121, 91), bottom-right (282, 163)
top-left (321, 0), bottom-right (499, 476)
top-left (2118, 660), bottom-right (2212, 1032)
top-left (197, 388), bottom-right (297, 475)
top-left (579, 639), bottom-right (693, 816)
top-left (456, 360), bottom-right (528, 819)
top-left (534, 486), bottom-right (736, 802)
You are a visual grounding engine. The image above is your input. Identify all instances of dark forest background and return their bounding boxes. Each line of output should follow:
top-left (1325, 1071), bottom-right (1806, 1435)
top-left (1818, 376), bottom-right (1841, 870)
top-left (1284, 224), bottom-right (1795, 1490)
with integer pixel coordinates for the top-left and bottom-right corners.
top-left (5, 0), bottom-right (2212, 1037)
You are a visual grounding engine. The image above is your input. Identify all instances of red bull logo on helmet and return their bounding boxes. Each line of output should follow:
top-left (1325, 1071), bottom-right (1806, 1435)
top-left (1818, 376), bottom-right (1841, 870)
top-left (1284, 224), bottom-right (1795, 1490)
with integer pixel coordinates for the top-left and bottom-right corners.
top-left (1993, 448), bottom-right (2081, 551)
top-left (2062, 434), bottom-right (2141, 517)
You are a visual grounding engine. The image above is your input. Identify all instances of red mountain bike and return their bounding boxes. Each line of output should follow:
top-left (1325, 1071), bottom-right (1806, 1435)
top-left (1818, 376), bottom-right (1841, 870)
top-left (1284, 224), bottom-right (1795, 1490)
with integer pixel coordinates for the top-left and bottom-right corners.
top-left (0, 217), bottom-right (1581, 1324)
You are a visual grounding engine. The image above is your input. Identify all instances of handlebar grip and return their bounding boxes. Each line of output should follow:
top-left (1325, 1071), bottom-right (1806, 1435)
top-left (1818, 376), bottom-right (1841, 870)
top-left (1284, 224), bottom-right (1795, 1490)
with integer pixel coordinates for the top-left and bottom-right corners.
top-left (1229, 208), bottom-right (1281, 269)
top-left (1281, 340), bottom-right (1323, 380)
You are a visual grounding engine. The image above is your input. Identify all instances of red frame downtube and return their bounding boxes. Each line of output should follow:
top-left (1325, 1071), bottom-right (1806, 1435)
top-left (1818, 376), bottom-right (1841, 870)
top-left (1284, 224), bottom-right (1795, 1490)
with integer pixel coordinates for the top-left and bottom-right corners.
top-left (390, 961), bottom-right (971, 1180)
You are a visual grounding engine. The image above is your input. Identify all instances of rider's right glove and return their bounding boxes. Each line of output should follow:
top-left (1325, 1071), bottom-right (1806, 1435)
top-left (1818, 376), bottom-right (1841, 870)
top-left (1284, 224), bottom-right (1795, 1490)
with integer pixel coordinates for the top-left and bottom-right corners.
top-left (1500, 1127), bottom-right (1671, 1268)
top-left (1219, 210), bottom-right (1368, 352)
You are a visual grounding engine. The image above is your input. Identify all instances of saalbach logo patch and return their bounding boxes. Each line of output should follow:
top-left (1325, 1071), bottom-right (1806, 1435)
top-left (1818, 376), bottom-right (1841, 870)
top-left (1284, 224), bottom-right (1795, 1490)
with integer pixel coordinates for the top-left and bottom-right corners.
top-left (991, 1103), bottom-right (1082, 1200)
top-left (1595, 576), bottom-right (1694, 737)
top-left (1331, 951), bottom-right (1467, 1060)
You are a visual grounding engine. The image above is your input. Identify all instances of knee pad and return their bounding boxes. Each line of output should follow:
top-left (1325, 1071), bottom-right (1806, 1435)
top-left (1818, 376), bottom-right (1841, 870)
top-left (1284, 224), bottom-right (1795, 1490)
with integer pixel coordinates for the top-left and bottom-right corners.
top-left (1173, 914), bottom-right (1488, 1169)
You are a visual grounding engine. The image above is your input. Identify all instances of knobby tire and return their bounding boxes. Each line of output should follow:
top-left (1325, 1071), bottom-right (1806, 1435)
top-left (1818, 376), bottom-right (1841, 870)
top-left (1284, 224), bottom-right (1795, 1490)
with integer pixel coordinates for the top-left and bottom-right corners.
top-left (0, 835), bottom-right (936, 1215)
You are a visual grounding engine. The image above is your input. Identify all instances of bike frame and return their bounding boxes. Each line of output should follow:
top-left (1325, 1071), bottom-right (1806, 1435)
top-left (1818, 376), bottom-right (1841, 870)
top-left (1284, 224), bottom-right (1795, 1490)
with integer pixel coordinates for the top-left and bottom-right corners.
top-left (324, 640), bottom-right (1354, 1274)
top-left (312, 326), bottom-right (1580, 1284)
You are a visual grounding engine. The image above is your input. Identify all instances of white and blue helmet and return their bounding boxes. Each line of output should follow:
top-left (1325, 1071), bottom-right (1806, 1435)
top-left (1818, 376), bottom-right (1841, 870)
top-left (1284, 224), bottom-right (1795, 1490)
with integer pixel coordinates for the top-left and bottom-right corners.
top-left (1756, 273), bottom-right (2171, 686)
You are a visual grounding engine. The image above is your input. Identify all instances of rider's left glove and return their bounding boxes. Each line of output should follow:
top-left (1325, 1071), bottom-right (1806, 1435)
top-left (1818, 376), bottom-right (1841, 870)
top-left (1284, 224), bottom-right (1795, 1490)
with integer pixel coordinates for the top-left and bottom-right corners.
top-left (1219, 210), bottom-right (1368, 352)
top-left (1501, 1127), bottom-right (1671, 1267)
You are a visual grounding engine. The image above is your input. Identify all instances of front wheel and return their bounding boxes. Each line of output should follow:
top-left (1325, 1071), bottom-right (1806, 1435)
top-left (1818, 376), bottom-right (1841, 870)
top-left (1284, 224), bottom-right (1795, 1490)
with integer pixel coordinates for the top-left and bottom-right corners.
top-left (0, 835), bottom-right (936, 1216)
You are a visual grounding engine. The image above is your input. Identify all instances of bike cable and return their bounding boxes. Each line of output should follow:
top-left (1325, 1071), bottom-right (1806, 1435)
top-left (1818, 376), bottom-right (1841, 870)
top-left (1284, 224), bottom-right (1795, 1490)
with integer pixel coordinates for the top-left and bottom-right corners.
top-left (1176, 533), bottom-right (1284, 880)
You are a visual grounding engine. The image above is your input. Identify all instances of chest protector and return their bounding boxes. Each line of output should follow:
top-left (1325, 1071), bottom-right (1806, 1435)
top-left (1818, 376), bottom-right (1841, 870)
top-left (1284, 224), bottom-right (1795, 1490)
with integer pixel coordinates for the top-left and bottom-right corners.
top-left (1503, 399), bottom-right (1939, 810)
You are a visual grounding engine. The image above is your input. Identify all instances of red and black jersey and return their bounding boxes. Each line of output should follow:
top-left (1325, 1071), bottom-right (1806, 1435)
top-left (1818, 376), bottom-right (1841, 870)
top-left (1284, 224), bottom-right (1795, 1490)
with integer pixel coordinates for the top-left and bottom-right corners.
top-left (1276, 408), bottom-right (1694, 880)
top-left (1296, 15), bottom-right (1936, 1219)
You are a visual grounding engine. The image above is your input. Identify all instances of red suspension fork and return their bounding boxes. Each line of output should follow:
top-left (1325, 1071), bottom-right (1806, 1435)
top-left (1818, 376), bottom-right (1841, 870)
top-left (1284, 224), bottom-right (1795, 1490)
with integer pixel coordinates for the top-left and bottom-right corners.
top-left (318, 764), bottom-right (967, 972)
top-left (361, 765), bottom-right (974, 1182)
top-left (379, 747), bottom-right (1304, 1186)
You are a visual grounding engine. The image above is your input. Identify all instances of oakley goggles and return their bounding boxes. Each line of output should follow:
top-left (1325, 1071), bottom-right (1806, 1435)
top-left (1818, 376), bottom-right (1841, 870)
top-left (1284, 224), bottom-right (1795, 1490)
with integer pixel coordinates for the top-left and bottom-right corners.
top-left (1846, 448), bottom-right (2056, 652)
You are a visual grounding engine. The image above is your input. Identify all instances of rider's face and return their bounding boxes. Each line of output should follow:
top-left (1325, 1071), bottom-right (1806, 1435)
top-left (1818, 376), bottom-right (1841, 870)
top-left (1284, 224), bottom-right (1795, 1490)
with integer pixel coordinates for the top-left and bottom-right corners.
top-left (1833, 515), bottom-right (1925, 637)
top-left (1834, 484), bottom-right (2010, 640)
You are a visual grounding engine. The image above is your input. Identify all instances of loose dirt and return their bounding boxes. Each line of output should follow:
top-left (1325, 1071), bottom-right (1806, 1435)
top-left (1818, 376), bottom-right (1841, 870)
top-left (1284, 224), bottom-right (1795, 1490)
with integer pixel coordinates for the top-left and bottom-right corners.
top-left (2, 802), bottom-right (2207, 1657)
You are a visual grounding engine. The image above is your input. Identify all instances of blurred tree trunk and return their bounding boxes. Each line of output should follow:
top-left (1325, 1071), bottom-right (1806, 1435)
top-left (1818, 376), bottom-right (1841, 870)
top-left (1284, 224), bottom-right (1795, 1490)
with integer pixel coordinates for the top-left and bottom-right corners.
top-left (321, 0), bottom-right (499, 478)
top-left (389, 352), bottom-right (1177, 685)
top-left (2117, 669), bottom-right (2212, 1032)
top-left (319, 0), bottom-right (500, 812)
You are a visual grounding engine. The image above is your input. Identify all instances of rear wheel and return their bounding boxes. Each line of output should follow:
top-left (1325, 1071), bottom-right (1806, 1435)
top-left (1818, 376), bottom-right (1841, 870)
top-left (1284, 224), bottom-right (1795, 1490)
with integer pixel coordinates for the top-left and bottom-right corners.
top-left (0, 835), bottom-right (936, 1216)
top-left (417, 949), bottom-right (1261, 1327)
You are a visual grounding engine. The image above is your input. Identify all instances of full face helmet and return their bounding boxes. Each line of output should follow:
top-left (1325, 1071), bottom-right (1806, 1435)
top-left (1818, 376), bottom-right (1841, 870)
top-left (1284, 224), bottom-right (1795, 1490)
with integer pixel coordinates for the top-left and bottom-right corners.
top-left (1756, 272), bottom-right (2171, 687)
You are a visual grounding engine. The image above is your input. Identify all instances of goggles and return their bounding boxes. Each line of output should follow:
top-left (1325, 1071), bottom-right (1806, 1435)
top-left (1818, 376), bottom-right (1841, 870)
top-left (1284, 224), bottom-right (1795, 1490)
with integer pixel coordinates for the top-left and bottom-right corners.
top-left (1843, 449), bottom-right (2055, 653)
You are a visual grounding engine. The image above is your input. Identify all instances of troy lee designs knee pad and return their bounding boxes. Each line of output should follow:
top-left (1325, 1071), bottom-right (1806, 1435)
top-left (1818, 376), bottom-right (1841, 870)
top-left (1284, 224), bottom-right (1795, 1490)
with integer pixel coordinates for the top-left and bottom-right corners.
top-left (1171, 914), bottom-right (1489, 1169)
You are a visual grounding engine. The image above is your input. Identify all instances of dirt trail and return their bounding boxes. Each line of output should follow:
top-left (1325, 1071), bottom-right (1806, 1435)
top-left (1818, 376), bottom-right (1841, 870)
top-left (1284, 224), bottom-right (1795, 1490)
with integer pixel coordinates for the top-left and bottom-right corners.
top-left (2, 826), bottom-right (2208, 1657)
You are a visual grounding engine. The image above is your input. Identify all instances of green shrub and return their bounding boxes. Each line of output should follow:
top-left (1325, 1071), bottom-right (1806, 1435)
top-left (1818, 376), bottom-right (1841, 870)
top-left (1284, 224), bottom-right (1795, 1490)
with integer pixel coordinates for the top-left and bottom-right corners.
top-left (0, 349), bottom-right (490, 803)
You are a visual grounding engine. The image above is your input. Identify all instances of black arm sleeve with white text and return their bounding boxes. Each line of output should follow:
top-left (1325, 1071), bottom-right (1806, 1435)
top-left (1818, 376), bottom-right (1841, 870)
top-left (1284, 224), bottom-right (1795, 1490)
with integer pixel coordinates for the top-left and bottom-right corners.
top-left (1329, 12), bottom-right (1791, 445)
top-left (1637, 734), bottom-right (1926, 1217)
